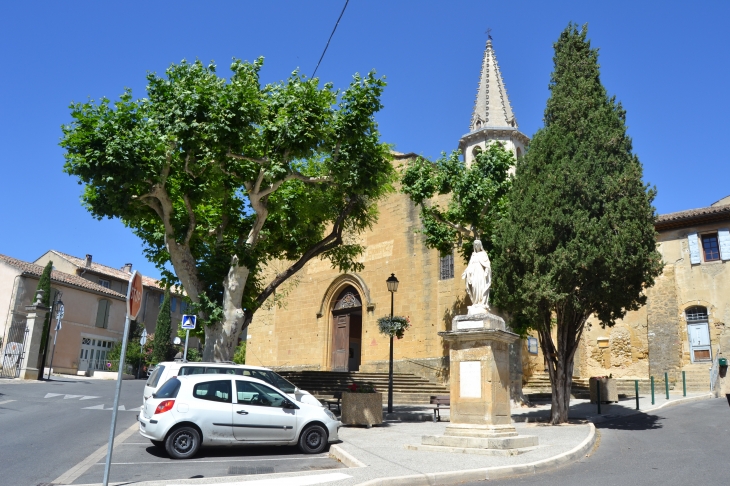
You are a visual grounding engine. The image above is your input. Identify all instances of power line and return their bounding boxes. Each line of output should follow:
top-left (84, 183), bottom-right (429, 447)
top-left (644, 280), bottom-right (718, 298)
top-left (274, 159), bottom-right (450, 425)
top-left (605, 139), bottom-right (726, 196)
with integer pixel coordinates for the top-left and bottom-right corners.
top-left (311, 0), bottom-right (350, 78)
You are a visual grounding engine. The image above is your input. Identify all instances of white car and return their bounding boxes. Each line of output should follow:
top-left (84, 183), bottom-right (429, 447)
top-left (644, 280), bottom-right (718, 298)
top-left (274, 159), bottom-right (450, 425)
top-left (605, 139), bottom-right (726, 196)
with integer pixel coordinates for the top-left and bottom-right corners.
top-left (144, 362), bottom-right (321, 407)
top-left (138, 374), bottom-right (340, 458)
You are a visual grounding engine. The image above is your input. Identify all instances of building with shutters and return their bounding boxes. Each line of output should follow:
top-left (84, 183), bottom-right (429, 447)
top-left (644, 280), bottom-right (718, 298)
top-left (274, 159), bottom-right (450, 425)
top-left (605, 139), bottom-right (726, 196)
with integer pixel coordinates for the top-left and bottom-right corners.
top-left (524, 196), bottom-right (730, 390)
top-left (0, 251), bottom-right (189, 377)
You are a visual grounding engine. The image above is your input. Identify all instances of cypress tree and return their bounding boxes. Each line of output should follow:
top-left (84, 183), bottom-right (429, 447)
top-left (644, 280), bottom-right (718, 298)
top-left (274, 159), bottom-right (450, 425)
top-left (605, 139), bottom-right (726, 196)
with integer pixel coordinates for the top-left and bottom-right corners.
top-left (35, 261), bottom-right (53, 369)
top-left (492, 24), bottom-right (662, 424)
top-left (151, 289), bottom-right (174, 363)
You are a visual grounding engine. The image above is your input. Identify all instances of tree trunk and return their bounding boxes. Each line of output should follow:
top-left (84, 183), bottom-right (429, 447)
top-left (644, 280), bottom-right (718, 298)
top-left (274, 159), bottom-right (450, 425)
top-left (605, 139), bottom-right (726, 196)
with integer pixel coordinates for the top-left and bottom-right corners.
top-left (548, 350), bottom-right (574, 424)
top-left (203, 255), bottom-right (250, 361)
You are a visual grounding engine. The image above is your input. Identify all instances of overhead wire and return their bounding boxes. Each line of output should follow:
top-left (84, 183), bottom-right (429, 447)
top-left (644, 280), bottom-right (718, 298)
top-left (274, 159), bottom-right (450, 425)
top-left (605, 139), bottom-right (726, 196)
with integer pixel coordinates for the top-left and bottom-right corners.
top-left (311, 0), bottom-right (350, 78)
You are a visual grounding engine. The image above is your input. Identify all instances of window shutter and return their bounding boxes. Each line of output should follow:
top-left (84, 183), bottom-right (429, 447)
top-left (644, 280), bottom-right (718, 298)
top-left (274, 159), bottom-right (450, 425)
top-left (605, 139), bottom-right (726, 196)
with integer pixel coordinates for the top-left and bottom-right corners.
top-left (718, 229), bottom-right (730, 261)
top-left (95, 300), bottom-right (106, 328)
top-left (95, 300), bottom-right (110, 328)
top-left (687, 233), bottom-right (701, 264)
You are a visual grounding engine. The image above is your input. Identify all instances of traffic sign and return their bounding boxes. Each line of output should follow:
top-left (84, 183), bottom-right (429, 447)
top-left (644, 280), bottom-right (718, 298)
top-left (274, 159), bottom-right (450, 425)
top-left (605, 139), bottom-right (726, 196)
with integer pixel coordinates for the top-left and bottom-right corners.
top-left (126, 271), bottom-right (143, 320)
top-left (181, 315), bottom-right (197, 330)
top-left (140, 329), bottom-right (147, 346)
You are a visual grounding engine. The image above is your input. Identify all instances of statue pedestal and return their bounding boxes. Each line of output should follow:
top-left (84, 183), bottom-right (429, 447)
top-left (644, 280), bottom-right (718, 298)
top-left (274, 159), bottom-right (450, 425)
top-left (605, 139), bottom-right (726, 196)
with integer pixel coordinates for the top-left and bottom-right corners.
top-left (415, 313), bottom-right (538, 454)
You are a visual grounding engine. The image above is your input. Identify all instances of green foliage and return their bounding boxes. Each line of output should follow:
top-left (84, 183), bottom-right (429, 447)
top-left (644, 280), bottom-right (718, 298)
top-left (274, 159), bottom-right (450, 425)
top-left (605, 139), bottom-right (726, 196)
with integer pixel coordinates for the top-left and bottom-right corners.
top-left (232, 341), bottom-right (246, 364)
top-left (35, 261), bottom-right (53, 361)
top-left (401, 143), bottom-right (513, 261)
top-left (151, 290), bottom-right (174, 363)
top-left (491, 24), bottom-right (662, 422)
top-left (61, 58), bottom-right (395, 354)
top-left (376, 315), bottom-right (411, 339)
top-left (184, 347), bottom-right (203, 362)
top-left (106, 321), bottom-right (150, 373)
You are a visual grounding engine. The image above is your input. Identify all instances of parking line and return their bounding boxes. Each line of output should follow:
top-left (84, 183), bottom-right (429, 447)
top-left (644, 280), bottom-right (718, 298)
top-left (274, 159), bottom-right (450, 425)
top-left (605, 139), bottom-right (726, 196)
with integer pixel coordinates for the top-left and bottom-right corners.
top-left (95, 454), bottom-right (330, 465)
top-left (0, 400), bottom-right (16, 405)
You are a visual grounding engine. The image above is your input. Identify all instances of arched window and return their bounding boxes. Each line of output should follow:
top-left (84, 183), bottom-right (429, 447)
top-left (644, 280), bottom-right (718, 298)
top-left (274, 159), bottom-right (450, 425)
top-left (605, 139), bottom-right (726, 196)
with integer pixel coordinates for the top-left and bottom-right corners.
top-left (472, 146), bottom-right (483, 160)
top-left (95, 299), bottom-right (111, 328)
top-left (516, 147), bottom-right (522, 159)
top-left (685, 306), bottom-right (708, 321)
top-left (333, 286), bottom-right (362, 311)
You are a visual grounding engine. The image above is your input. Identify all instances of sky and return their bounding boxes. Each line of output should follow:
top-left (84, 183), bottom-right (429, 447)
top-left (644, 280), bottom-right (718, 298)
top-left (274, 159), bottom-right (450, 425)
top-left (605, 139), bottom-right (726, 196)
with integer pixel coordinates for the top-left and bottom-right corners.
top-left (1, 1), bottom-right (728, 280)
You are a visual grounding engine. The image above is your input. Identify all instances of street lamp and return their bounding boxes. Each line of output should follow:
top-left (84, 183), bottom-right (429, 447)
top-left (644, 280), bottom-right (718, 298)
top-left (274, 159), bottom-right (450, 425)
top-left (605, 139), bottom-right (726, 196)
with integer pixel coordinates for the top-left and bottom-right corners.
top-left (47, 299), bottom-right (64, 380)
top-left (386, 273), bottom-right (399, 413)
top-left (39, 291), bottom-right (63, 380)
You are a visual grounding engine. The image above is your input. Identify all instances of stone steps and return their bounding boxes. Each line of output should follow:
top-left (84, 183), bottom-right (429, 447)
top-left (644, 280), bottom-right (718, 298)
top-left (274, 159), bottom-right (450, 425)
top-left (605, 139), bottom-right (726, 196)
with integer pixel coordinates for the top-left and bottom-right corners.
top-left (278, 371), bottom-right (450, 404)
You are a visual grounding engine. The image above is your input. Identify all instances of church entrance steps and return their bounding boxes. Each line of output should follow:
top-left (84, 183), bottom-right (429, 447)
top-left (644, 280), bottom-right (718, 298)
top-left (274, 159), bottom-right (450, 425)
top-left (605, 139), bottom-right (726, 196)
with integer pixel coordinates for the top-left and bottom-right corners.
top-left (278, 371), bottom-right (450, 404)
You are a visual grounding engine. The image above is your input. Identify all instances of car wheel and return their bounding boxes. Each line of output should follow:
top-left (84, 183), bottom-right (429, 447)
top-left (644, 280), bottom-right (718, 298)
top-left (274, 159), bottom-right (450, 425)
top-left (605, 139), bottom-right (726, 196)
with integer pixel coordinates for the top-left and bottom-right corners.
top-left (150, 440), bottom-right (164, 448)
top-left (298, 424), bottom-right (328, 454)
top-left (165, 425), bottom-right (200, 459)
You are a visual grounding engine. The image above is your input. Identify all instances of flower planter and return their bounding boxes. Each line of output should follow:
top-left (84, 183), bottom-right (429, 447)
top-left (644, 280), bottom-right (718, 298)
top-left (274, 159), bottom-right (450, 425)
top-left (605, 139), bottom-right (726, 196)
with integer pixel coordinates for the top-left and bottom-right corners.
top-left (341, 392), bottom-right (383, 427)
top-left (589, 377), bottom-right (618, 403)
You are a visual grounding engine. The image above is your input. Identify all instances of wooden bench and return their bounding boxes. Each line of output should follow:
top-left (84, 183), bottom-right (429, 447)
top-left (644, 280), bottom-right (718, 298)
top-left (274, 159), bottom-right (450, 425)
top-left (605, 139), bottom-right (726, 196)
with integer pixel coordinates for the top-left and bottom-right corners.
top-left (428, 395), bottom-right (450, 422)
top-left (323, 391), bottom-right (343, 413)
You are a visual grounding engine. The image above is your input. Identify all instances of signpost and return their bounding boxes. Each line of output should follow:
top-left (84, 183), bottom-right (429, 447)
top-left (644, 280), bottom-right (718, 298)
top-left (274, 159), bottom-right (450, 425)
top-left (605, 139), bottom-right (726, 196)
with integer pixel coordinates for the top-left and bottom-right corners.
top-left (102, 271), bottom-right (142, 486)
top-left (137, 329), bottom-right (147, 379)
top-left (181, 315), bottom-right (196, 362)
top-left (47, 302), bottom-right (64, 379)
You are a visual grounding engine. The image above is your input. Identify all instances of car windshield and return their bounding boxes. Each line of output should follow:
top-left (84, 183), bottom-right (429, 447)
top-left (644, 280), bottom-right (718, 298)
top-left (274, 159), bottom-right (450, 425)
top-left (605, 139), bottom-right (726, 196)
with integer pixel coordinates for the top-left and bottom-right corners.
top-left (245, 370), bottom-right (296, 393)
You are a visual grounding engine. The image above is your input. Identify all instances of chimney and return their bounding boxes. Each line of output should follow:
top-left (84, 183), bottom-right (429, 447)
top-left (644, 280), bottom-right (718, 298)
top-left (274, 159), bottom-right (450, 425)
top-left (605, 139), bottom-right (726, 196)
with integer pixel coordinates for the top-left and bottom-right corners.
top-left (122, 263), bottom-right (133, 273)
top-left (85, 254), bottom-right (92, 268)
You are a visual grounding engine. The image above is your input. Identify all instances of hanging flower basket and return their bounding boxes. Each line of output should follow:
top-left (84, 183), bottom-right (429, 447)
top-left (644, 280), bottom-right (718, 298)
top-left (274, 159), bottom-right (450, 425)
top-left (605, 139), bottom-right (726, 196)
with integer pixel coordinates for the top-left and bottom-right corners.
top-left (377, 315), bottom-right (411, 339)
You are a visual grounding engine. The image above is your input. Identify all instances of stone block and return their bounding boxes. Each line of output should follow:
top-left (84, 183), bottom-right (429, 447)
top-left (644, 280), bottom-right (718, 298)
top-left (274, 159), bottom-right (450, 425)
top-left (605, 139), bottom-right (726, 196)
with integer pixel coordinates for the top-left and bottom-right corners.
top-left (589, 377), bottom-right (618, 403)
top-left (340, 392), bottom-right (383, 426)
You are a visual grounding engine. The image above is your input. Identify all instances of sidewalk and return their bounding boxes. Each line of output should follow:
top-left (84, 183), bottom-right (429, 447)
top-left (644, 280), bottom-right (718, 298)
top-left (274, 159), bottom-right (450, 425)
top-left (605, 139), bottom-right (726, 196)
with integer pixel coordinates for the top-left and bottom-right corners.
top-left (78, 392), bottom-right (713, 486)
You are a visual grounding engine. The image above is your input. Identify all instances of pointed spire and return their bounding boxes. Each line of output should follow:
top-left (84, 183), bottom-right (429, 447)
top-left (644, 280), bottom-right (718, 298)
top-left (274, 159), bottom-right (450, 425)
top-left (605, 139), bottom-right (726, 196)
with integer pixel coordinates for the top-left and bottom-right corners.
top-left (469, 38), bottom-right (517, 131)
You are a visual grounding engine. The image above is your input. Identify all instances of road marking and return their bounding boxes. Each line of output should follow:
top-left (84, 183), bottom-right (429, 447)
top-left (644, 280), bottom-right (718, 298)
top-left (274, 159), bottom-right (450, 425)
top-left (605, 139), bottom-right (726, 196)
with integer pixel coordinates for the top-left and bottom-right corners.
top-left (0, 399), bottom-right (15, 405)
top-left (95, 455), bottom-right (331, 464)
top-left (52, 422), bottom-right (139, 485)
top-left (166, 472), bottom-right (352, 485)
top-left (82, 404), bottom-right (105, 410)
top-left (79, 395), bottom-right (101, 400)
top-left (81, 404), bottom-right (140, 411)
top-left (44, 393), bottom-right (63, 398)
top-left (63, 394), bottom-right (84, 399)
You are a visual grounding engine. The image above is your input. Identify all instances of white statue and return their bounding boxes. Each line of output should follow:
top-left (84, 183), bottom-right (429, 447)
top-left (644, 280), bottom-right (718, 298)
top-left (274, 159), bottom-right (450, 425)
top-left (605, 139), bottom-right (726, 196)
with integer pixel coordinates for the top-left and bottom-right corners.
top-left (462, 239), bottom-right (491, 315)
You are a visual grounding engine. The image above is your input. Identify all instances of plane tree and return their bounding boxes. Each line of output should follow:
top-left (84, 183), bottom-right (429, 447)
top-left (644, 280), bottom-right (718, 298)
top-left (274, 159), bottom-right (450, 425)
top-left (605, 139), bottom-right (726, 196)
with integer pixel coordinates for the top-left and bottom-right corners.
top-left (62, 58), bottom-right (394, 361)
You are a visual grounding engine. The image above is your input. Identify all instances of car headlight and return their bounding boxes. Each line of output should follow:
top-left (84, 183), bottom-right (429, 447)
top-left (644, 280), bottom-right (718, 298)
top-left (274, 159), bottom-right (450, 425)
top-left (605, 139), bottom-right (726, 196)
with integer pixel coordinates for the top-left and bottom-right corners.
top-left (324, 408), bottom-right (337, 421)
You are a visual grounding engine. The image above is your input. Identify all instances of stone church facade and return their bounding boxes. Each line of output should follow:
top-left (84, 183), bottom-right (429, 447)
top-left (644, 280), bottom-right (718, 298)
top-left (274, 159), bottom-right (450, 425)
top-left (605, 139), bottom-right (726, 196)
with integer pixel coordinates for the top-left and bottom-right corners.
top-left (247, 38), bottom-right (730, 393)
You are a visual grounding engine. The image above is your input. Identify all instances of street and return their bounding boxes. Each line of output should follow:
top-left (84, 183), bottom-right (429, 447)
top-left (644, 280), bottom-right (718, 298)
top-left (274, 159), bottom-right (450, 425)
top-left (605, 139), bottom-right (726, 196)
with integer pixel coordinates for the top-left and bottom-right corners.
top-left (462, 397), bottom-right (730, 486)
top-left (0, 377), bottom-right (343, 486)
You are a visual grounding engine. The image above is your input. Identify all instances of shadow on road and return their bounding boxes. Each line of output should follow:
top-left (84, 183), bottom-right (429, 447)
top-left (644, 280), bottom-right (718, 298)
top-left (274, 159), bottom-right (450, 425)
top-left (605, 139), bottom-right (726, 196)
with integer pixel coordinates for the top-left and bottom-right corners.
top-left (142, 443), bottom-right (332, 459)
top-left (595, 412), bottom-right (663, 431)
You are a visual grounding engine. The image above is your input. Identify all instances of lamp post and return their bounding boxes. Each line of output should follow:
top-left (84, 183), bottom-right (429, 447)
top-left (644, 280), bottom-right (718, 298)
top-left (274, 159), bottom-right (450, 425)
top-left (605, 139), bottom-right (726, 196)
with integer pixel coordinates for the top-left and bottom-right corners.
top-left (47, 299), bottom-right (64, 380)
top-left (386, 273), bottom-right (399, 413)
top-left (38, 291), bottom-right (63, 380)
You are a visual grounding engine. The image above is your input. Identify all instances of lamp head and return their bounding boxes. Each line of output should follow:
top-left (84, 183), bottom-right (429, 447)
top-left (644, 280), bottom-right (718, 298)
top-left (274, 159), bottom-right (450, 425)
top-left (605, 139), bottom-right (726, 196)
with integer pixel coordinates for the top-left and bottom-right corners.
top-left (386, 273), bottom-right (399, 293)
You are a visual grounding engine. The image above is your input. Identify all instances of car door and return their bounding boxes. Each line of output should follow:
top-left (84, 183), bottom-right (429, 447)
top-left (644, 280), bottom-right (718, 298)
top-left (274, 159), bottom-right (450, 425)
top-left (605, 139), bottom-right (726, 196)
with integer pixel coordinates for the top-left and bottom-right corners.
top-left (233, 380), bottom-right (297, 442)
top-left (189, 379), bottom-right (234, 443)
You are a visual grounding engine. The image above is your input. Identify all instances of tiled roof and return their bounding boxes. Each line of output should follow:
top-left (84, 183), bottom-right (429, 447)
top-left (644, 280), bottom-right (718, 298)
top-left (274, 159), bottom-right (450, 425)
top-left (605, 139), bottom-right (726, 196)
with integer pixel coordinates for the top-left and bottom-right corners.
top-left (0, 254), bottom-right (126, 299)
top-left (655, 203), bottom-right (730, 231)
top-left (48, 250), bottom-right (165, 290)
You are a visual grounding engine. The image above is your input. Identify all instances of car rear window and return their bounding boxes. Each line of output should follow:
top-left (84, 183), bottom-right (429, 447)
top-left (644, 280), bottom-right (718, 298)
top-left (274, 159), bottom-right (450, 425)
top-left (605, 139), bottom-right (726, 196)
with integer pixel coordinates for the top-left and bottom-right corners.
top-left (155, 378), bottom-right (181, 398)
top-left (146, 365), bottom-right (165, 388)
top-left (193, 380), bottom-right (232, 403)
top-left (179, 366), bottom-right (206, 375)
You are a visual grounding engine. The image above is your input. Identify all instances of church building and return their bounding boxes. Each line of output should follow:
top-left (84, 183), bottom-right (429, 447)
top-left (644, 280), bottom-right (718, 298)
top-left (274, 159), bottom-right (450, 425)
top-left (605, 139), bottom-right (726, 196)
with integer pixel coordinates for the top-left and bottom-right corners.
top-left (247, 38), bottom-right (730, 396)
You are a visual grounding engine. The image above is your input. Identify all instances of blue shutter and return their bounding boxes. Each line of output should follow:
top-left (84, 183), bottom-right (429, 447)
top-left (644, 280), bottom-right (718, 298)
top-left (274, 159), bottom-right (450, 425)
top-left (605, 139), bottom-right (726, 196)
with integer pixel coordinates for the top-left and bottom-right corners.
top-left (718, 229), bottom-right (730, 261)
top-left (688, 233), bottom-right (701, 264)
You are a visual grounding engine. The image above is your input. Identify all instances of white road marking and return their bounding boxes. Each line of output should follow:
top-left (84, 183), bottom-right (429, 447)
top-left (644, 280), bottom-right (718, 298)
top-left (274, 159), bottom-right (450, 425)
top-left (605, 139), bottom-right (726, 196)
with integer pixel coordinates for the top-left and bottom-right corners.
top-left (0, 399), bottom-right (16, 405)
top-left (79, 395), bottom-right (100, 400)
top-left (95, 454), bottom-right (330, 464)
top-left (44, 393), bottom-right (63, 398)
top-left (63, 394), bottom-right (84, 399)
top-left (82, 404), bottom-right (105, 410)
top-left (166, 472), bottom-right (352, 486)
top-left (52, 422), bottom-right (139, 485)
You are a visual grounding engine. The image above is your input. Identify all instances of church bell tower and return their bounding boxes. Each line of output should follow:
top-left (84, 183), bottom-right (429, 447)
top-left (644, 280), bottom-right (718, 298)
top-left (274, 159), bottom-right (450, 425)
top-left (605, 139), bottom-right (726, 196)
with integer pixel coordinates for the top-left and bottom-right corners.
top-left (459, 37), bottom-right (529, 166)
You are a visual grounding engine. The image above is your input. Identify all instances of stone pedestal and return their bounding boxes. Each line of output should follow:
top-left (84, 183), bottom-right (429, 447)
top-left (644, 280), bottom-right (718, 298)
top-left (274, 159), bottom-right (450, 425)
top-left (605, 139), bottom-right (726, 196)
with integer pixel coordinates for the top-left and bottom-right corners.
top-left (19, 302), bottom-right (50, 380)
top-left (415, 312), bottom-right (538, 454)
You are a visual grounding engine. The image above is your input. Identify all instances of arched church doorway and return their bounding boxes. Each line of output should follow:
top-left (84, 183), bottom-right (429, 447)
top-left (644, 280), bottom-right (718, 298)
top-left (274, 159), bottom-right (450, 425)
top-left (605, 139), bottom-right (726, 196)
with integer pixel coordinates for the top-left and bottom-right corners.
top-left (331, 286), bottom-right (363, 372)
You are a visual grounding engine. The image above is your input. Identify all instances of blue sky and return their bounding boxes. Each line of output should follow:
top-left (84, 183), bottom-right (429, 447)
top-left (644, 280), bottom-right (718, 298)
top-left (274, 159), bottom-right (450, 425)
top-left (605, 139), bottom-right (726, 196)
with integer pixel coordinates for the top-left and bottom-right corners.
top-left (1, 1), bottom-right (727, 280)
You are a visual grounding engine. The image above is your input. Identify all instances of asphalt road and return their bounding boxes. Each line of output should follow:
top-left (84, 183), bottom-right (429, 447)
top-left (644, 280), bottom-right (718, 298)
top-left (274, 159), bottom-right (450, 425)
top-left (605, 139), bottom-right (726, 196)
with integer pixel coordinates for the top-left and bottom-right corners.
top-left (461, 397), bottom-right (730, 486)
top-left (0, 377), bottom-right (343, 486)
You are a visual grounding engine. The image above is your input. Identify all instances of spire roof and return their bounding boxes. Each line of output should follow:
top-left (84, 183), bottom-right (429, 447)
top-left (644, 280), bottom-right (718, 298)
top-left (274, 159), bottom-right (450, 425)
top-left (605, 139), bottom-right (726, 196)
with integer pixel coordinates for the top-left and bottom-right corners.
top-left (469, 39), bottom-right (517, 131)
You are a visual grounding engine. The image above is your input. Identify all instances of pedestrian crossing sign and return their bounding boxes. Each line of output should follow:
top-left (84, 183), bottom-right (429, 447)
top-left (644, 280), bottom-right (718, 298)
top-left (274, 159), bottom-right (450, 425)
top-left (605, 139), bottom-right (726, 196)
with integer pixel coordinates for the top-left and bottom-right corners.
top-left (181, 315), bottom-right (197, 330)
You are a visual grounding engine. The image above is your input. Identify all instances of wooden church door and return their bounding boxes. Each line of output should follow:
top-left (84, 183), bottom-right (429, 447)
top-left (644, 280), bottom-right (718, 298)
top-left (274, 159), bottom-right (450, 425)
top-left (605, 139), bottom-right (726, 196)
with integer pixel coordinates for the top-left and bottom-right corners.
top-left (332, 314), bottom-right (350, 371)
